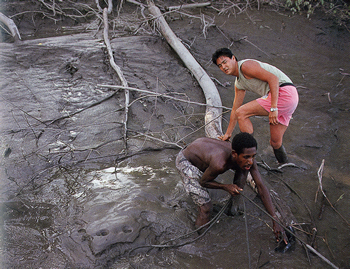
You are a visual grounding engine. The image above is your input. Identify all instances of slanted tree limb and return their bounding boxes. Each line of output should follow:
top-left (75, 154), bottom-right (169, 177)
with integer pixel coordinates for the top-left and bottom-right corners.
top-left (147, 0), bottom-right (223, 139)
top-left (0, 12), bottom-right (21, 41)
top-left (102, 5), bottom-right (130, 148)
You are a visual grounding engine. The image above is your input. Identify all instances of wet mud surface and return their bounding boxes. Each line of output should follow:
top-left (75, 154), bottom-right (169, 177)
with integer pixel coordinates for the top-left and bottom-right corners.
top-left (1, 1), bottom-right (350, 268)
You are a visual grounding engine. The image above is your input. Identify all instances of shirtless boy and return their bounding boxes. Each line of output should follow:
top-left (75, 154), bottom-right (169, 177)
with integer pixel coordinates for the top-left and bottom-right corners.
top-left (176, 132), bottom-right (285, 242)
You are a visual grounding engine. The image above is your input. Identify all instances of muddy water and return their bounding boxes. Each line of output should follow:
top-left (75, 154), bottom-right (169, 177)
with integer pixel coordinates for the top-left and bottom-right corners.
top-left (1, 4), bottom-right (350, 269)
top-left (2, 151), bottom-right (349, 268)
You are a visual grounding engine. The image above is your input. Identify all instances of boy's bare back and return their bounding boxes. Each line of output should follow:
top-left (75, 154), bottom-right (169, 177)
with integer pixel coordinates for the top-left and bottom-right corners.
top-left (183, 137), bottom-right (233, 173)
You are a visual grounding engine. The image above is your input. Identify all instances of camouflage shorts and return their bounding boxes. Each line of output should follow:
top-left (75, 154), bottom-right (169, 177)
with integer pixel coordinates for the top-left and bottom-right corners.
top-left (175, 150), bottom-right (211, 206)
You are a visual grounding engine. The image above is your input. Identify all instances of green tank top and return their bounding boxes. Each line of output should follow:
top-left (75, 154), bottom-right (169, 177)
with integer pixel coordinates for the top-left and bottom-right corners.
top-left (235, 59), bottom-right (293, 96)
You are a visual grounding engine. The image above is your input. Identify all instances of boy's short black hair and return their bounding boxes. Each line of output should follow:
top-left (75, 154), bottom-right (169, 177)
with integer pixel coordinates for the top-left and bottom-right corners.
top-left (231, 132), bottom-right (257, 155)
top-left (212, 48), bottom-right (238, 65)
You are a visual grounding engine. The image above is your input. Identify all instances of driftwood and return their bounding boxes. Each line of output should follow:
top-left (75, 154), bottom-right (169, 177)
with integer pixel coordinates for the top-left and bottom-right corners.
top-left (147, 0), bottom-right (223, 139)
top-left (0, 12), bottom-right (21, 41)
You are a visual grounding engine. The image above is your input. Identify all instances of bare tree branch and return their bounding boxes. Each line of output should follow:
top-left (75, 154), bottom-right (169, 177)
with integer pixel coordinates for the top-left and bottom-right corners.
top-left (97, 84), bottom-right (231, 110)
top-left (102, 5), bottom-right (130, 148)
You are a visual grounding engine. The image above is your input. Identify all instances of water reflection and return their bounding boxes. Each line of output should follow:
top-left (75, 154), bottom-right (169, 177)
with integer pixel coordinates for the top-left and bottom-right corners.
top-left (60, 161), bottom-right (191, 267)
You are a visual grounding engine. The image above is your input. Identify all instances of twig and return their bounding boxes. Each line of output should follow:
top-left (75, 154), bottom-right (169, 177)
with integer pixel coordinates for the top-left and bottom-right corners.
top-left (126, 0), bottom-right (146, 8)
top-left (127, 198), bottom-right (231, 268)
top-left (259, 161), bottom-right (317, 230)
top-left (323, 233), bottom-right (337, 262)
top-left (257, 160), bottom-right (303, 172)
top-left (23, 113), bottom-right (38, 140)
top-left (134, 132), bottom-right (183, 149)
top-left (243, 198), bottom-right (252, 269)
top-left (210, 76), bottom-right (231, 87)
top-left (97, 84), bottom-right (231, 110)
top-left (277, 162), bottom-right (302, 170)
top-left (46, 92), bottom-right (117, 125)
top-left (322, 92), bottom-right (332, 104)
top-left (175, 110), bottom-right (226, 144)
top-left (317, 159), bottom-right (350, 227)
top-left (37, 0), bottom-right (95, 20)
top-left (334, 193), bottom-right (344, 206)
top-left (102, 6), bottom-right (130, 148)
top-left (218, 1), bottom-right (244, 16)
top-left (140, 78), bottom-right (159, 149)
top-left (214, 25), bottom-right (232, 43)
top-left (113, 145), bottom-right (179, 164)
top-left (240, 192), bottom-right (339, 269)
top-left (336, 75), bottom-right (345, 87)
top-left (167, 2), bottom-right (211, 11)
top-left (15, 72), bottom-right (39, 102)
top-left (242, 36), bottom-right (270, 57)
top-left (257, 160), bottom-right (282, 173)
top-left (318, 194), bottom-right (327, 220)
top-left (1, 96), bottom-right (47, 126)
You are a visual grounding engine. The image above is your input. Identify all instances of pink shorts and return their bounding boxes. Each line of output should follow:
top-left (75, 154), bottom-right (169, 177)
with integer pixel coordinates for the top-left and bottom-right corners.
top-left (257, 85), bottom-right (299, 126)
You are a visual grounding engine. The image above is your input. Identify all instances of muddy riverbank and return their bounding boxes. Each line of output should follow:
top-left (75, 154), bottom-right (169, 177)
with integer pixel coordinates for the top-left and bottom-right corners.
top-left (1, 1), bottom-right (349, 268)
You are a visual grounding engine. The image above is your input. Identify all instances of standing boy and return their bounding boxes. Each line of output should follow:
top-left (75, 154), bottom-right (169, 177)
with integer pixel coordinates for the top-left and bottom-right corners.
top-left (212, 48), bottom-right (299, 163)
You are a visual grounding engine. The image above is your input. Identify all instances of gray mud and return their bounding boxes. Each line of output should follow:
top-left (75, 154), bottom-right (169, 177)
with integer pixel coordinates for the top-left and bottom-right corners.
top-left (1, 1), bottom-right (349, 268)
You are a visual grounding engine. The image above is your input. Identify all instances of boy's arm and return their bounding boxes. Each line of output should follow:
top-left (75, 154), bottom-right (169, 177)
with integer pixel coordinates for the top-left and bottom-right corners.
top-left (219, 86), bottom-right (245, 141)
top-left (199, 165), bottom-right (242, 195)
top-left (250, 161), bottom-right (287, 243)
top-left (241, 60), bottom-right (280, 125)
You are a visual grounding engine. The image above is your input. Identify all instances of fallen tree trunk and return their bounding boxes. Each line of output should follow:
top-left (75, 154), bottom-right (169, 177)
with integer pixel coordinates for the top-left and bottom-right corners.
top-left (147, 0), bottom-right (223, 139)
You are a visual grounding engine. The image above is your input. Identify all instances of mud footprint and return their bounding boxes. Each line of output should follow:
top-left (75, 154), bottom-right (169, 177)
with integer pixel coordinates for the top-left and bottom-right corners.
top-left (96, 229), bottom-right (109, 236)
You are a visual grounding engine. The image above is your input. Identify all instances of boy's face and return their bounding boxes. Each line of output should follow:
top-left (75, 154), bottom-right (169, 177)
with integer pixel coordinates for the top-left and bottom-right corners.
top-left (216, 55), bottom-right (236, 75)
top-left (234, 147), bottom-right (257, 171)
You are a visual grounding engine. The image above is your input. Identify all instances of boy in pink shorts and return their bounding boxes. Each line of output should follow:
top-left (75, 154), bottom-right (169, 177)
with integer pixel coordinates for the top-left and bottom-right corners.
top-left (212, 48), bottom-right (299, 164)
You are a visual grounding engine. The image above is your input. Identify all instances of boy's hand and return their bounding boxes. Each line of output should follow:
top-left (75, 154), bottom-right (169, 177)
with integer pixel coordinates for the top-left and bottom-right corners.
top-left (273, 221), bottom-right (288, 244)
